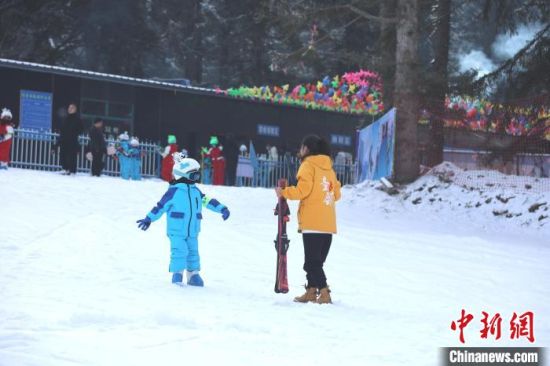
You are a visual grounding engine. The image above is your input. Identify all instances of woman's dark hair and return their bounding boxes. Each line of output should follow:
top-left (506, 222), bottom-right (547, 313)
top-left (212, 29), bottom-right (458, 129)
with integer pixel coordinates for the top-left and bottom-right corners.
top-left (301, 134), bottom-right (331, 157)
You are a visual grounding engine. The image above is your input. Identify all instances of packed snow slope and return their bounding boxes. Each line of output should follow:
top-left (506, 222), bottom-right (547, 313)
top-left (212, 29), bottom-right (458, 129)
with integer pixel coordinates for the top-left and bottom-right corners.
top-left (0, 167), bottom-right (548, 366)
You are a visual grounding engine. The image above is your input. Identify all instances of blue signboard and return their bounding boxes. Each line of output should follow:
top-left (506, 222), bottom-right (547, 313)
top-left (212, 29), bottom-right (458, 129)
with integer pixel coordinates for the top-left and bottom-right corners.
top-left (19, 90), bottom-right (53, 130)
top-left (257, 124), bottom-right (280, 137)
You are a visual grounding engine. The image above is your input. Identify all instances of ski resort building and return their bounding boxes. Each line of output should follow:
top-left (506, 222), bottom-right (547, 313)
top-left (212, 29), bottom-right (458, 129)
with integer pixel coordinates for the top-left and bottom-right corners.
top-left (0, 58), bottom-right (361, 157)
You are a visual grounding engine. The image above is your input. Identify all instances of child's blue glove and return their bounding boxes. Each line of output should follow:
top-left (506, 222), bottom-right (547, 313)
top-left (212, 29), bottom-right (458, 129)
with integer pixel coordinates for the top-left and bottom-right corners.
top-left (136, 217), bottom-right (152, 230)
top-left (221, 207), bottom-right (230, 221)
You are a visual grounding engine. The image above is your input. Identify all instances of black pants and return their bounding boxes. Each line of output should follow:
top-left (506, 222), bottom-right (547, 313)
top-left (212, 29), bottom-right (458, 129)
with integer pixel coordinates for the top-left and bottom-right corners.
top-left (303, 233), bottom-right (332, 288)
top-left (60, 146), bottom-right (78, 173)
top-left (91, 151), bottom-right (104, 176)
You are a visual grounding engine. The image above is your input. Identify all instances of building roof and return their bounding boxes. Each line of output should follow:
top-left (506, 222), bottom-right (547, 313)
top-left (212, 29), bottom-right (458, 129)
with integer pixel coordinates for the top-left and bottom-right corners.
top-left (0, 58), bottom-right (217, 95)
top-left (0, 58), bottom-right (364, 119)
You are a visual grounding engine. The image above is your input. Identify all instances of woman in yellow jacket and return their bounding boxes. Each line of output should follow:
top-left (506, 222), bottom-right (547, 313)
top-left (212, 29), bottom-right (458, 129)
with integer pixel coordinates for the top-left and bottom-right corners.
top-left (276, 135), bottom-right (341, 304)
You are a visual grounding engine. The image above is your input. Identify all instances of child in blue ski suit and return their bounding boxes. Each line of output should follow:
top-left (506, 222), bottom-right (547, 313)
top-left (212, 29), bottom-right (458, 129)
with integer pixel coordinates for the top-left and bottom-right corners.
top-left (116, 132), bottom-right (131, 179)
top-left (128, 137), bottom-right (142, 180)
top-left (136, 155), bottom-right (230, 286)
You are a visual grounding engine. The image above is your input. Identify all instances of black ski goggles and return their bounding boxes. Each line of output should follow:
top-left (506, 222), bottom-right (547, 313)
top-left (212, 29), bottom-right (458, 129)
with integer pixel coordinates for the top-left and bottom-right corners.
top-left (187, 170), bottom-right (201, 182)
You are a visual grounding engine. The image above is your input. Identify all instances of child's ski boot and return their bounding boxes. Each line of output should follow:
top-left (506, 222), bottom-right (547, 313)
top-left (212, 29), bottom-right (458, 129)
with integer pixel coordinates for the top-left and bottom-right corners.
top-left (171, 272), bottom-right (183, 283)
top-left (187, 271), bottom-right (204, 287)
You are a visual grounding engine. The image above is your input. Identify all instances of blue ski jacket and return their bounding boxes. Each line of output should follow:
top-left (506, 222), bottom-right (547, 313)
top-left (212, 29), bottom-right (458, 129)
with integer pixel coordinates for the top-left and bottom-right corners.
top-left (146, 183), bottom-right (226, 237)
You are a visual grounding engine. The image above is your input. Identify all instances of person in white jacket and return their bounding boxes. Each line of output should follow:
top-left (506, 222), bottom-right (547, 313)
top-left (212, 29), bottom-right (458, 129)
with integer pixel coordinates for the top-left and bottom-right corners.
top-left (266, 144), bottom-right (279, 186)
top-left (0, 108), bottom-right (15, 170)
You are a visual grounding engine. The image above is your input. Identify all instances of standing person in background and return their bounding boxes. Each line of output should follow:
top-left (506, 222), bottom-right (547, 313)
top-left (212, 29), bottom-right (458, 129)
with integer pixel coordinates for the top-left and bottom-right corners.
top-left (200, 146), bottom-right (212, 184)
top-left (334, 151), bottom-right (347, 183)
top-left (266, 143), bottom-right (279, 186)
top-left (344, 152), bottom-right (353, 185)
top-left (208, 136), bottom-right (225, 185)
top-left (0, 108), bottom-right (15, 170)
top-left (267, 144), bottom-right (279, 161)
top-left (87, 118), bottom-right (106, 177)
top-left (160, 135), bottom-right (178, 182)
top-left (128, 137), bottom-right (142, 181)
top-left (57, 103), bottom-right (83, 175)
top-left (116, 132), bottom-right (131, 180)
top-left (275, 135), bottom-right (341, 304)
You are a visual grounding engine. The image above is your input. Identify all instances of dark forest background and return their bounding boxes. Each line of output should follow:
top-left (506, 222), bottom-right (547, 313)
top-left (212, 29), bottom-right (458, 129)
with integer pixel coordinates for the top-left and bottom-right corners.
top-left (1, 1), bottom-right (547, 94)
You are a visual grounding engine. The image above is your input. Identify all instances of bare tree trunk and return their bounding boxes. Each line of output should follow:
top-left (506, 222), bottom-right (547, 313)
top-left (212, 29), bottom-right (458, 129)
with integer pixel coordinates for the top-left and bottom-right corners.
top-left (393, 0), bottom-right (420, 183)
top-left (427, 0), bottom-right (451, 166)
top-left (184, 0), bottom-right (203, 84)
top-left (379, 0), bottom-right (397, 108)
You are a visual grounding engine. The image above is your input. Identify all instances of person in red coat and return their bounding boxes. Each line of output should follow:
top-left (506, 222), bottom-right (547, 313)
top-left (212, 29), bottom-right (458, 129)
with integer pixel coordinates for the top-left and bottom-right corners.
top-left (160, 135), bottom-right (179, 181)
top-left (208, 136), bottom-right (225, 185)
top-left (0, 108), bottom-right (15, 170)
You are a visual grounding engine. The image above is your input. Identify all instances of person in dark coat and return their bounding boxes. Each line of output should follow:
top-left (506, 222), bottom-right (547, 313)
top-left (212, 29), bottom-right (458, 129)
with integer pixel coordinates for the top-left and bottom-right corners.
top-left (88, 118), bottom-right (106, 177)
top-left (58, 103), bottom-right (83, 175)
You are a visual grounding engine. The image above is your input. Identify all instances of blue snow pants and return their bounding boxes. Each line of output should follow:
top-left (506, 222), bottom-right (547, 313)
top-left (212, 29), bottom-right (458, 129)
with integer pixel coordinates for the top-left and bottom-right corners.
top-left (119, 156), bottom-right (131, 180)
top-left (168, 235), bottom-right (200, 273)
top-left (130, 159), bottom-right (142, 180)
top-left (202, 167), bottom-right (212, 184)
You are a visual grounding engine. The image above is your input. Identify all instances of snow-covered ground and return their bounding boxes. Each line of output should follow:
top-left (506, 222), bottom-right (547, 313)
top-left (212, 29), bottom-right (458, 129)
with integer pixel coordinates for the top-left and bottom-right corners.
top-left (0, 167), bottom-right (548, 366)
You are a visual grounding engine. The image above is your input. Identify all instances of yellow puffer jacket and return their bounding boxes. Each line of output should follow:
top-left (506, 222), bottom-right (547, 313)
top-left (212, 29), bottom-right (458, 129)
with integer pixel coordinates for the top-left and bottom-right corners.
top-left (282, 155), bottom-right (341, 233)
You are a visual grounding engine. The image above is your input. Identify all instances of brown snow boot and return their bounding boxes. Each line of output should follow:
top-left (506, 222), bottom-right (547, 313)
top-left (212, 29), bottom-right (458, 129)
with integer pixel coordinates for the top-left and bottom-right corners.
top-left (316, 287), bottom-right (332, 304)
top-left (293, 287), bottom-right (318, 303)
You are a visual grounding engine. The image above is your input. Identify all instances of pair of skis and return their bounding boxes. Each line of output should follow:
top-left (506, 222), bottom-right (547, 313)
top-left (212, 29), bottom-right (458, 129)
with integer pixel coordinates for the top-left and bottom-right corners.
top-left (274, 179), bottom-right (290, 294)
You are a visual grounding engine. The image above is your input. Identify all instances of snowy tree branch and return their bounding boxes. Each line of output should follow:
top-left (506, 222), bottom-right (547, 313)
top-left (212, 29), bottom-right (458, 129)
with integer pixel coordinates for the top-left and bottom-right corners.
top-left (473, 23), bottom-right (550, 89)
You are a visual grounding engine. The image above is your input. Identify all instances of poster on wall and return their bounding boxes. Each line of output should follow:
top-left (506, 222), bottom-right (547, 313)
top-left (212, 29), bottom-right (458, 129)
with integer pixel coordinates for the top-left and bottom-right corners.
top-left (19, 90), bottom-right (53, 130)
top-left (357, 108), bottom-right (396, 182)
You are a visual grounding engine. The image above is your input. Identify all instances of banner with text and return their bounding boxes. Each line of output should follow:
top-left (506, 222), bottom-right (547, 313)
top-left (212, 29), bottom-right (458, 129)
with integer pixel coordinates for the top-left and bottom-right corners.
top-left (19, 90), bottom-right (53, 130)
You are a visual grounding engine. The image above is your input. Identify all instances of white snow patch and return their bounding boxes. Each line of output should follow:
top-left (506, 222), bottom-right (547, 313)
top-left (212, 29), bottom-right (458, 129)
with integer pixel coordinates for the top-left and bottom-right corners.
top-left (346, 162), bottom-right (550, 233)
top-left (0, 168), bottom-right (548, 366)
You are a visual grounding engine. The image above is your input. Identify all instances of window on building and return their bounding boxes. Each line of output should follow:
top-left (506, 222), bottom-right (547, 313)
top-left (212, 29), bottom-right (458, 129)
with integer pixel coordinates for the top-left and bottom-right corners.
top-left (81, 100), bottom-right (105, 116)
top-left (80, 80), bottom-right (135, 139)
top-left (109, 102), bottom-right (133, 118)
top-left (257, 124), bottom-right (280, 137)
top-left (330, 134), bottom-right (352, 146)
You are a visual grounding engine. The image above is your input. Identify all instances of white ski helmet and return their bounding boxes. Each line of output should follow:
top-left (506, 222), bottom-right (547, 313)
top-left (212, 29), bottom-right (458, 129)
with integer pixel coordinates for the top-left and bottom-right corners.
top-left (172, 157), bottom-right (201, 181)
top-left (119, 131), bottom-right (129, 141)
top-left (130, 137), bottom-right (139, 146)
top-left (1, 108), bottom-right (12, 120)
